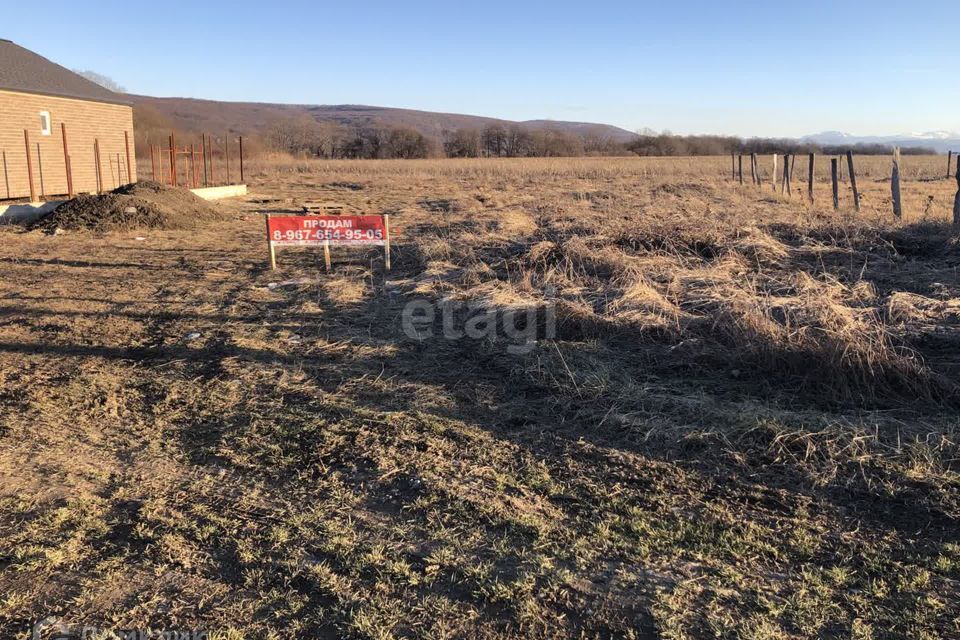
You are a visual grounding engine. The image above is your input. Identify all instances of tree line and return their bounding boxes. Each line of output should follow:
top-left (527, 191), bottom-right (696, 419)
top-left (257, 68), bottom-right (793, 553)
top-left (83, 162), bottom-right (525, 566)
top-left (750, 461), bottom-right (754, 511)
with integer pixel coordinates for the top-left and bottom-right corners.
top-left (625, 132), bottom-right (935, 157)
top-left (267, 117), bottom-right (439, 159)
top-left (134, 105), bottom-right (937, 161)
top-left (265, 117), bottom-right (625, 159)
top-left (268, 119), bottom-right (937, 159)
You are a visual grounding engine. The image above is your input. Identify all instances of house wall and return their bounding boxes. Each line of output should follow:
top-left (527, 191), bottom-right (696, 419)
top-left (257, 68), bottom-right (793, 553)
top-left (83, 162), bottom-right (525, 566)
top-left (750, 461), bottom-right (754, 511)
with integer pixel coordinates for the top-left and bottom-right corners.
top-left (0, 89), bottom-right (136, 200)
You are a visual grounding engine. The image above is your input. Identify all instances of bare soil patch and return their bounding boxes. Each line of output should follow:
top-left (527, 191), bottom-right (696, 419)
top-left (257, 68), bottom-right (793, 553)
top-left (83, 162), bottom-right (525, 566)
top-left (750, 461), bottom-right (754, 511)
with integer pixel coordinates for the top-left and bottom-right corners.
top-left (31, 181), bottom-right (223, 232)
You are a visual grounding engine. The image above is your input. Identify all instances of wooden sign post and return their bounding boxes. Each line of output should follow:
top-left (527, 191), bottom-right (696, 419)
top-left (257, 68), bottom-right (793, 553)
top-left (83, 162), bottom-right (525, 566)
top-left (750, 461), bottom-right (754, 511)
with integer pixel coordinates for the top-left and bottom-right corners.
top-left (384, 214), bottom-right (392, 271)
top-left (265, 214), bottom-right (391, 272)
top-left (265, 213), bottom-right (277, 270)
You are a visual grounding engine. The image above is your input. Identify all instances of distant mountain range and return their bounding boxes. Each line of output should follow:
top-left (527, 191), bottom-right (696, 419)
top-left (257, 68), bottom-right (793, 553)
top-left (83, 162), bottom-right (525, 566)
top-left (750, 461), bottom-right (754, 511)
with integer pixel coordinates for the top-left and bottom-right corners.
top-left (802, 131), bottom-right (960, 153)
top-left (129, 95), bottom-right (640, 143)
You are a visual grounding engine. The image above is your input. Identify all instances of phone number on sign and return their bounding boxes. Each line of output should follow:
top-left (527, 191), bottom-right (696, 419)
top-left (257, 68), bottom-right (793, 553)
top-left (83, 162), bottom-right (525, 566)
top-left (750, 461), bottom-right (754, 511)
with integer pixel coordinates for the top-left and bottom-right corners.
top-left (272, 228), bottom-right (385, 244)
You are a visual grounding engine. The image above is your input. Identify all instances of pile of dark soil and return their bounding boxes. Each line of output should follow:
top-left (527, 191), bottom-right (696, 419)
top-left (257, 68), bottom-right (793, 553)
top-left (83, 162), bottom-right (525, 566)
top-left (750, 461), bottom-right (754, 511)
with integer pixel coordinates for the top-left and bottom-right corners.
top-left (32, 181), bottom-right (224, 232)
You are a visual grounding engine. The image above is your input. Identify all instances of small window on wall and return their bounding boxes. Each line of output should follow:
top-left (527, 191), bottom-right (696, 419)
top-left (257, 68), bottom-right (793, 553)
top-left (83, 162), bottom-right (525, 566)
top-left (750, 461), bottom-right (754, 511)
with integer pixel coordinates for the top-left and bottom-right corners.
top-left (39, 111), bottom-right (51, 136)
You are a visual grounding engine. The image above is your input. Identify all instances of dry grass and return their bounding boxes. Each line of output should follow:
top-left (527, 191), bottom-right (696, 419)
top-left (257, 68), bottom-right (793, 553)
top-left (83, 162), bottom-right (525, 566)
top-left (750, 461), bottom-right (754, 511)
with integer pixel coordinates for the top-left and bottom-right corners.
top-left (247, 153), bottom-right (952, 181)
top-left (2, 156), bottom-right (960, 639)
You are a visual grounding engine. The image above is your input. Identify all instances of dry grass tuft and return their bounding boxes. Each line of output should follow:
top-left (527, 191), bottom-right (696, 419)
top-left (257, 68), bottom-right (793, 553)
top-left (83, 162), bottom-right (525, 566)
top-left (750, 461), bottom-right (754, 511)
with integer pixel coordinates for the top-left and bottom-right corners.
top-left (702, 277), bottom-right (949, 404)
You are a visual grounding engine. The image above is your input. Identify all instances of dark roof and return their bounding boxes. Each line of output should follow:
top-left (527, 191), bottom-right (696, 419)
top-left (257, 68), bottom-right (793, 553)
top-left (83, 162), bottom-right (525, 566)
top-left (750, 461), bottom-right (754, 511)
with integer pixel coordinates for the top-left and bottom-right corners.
top-left (0, 40), bottom-right (130, 105)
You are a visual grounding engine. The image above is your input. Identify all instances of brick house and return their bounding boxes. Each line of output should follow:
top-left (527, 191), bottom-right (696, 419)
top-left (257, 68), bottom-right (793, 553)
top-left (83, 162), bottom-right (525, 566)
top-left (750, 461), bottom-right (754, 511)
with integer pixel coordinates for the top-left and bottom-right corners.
top-left (0, 39), bottom-right (136, 201)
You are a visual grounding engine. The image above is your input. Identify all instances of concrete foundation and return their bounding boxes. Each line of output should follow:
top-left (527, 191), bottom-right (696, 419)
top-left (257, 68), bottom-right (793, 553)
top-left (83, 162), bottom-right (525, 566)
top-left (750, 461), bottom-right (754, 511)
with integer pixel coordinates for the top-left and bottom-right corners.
top-left (0, 200), bottom-right (64, 224)
top-left (191, 184), bottom-right (248, 200)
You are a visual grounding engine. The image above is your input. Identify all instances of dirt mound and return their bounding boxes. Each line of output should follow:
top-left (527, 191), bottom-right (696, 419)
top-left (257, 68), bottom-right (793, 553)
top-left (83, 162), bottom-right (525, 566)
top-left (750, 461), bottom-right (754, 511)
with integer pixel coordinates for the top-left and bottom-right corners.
top-left (32, 181), bottom-right (223, 232)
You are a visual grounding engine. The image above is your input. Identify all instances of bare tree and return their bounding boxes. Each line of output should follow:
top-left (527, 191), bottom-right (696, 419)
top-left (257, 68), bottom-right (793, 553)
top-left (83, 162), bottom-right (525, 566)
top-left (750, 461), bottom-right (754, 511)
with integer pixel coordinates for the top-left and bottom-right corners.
top-left (268, 117), bottom-right (324, 156)
top-left (386, 127), bottom-right (431, 159)
top-left (528, 129), bottom-right (584, 157)
top-left (73, 70), bottom-right (126, 93)
top-left (444, 128), bottom-right (482, 158)
top-left (314, 121), bottom-right (350, 158)
top-left (482, 124), bottom-right (508, 157)
top-left (504, 125), bottom-right (533, 157)
top-left (133, 104), bottom-right (176, 156)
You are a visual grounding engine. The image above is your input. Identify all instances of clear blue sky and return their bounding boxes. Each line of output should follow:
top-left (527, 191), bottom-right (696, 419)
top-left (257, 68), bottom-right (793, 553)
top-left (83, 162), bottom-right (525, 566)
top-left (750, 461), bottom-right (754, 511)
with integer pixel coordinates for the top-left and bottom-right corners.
top-left (4, 0), bottom-right (958, 137)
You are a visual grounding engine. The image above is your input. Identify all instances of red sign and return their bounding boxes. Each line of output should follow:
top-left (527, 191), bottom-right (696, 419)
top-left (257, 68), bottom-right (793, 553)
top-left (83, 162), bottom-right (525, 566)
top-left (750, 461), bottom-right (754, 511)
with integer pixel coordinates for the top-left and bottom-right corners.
top-left (267, 215), bottom-right (386, 246)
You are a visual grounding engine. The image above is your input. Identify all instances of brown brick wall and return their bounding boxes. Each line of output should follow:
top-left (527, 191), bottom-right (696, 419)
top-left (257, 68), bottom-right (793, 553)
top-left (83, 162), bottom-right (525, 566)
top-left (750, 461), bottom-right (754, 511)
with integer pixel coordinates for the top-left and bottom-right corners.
top-left (0, 90), bottom-right (136, 200)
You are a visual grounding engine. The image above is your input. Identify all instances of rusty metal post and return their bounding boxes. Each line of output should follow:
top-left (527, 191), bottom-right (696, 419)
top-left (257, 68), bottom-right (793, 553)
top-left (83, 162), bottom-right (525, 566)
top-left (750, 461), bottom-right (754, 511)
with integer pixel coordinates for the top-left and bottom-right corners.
top-left (225, 132), bottom-right (230, 184)
top-left (36, 143), bottom-right (45, 199)
top-left (190, 143), bottom-right (197, 188)
top-left (239, 136), bottom-right (244, 183)
top-left (201, 134), bottom-right (208, 186)
top-left (24, 130), bottom-right (37, 201)
top-left (124, 131), bottom-right (133, 185)
top-left (169, 133), bottom-right (177, 187)
top-left (94, 139), bottom-right (103, 193)
top-left (61, 123), bottom-right (73, 197)
top-left (210, 134), bottom-right (216, 185)
top-left (2, 150), bottom-right (9, 199)
top-left (240, 136), bottom-right (243, 184)
top-left (151, 144), bottom-right (157, 181)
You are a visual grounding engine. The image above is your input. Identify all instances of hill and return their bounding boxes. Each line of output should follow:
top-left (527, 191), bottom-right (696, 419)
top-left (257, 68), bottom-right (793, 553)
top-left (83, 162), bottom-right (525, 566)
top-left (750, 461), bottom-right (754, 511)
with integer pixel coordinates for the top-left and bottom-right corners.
top-left (129, 94), bottom-right (639, 143)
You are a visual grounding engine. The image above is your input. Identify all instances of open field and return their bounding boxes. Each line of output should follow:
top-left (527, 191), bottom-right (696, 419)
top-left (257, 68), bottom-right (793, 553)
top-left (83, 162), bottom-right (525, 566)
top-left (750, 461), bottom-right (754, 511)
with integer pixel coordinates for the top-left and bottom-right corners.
top-left (1, 156), bottom-right (959, 639)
